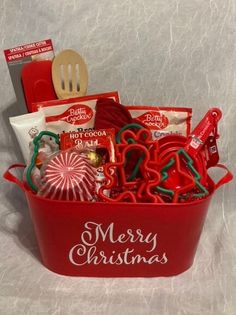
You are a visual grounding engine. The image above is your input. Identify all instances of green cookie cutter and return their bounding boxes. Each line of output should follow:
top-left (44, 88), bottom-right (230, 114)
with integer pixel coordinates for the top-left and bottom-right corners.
top-left (116, 123), bottom-right (145, 181)
top-left (156, 148), bottom-right (209, 200)
top-left (26, 131), bottom-right (60, 193)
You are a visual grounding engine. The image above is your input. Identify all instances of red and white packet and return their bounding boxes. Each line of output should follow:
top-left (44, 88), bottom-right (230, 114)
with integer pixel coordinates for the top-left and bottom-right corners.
top-left (126, 106), bottom-right (192, 140)
top-left (60, 128), bottom-right (116, 162)
top-left (60, 128), bottom-right (116, 200)
top-left (32, 92), bottom-right (120, 134)
top-left (38, 150), bottom-right (97, 201)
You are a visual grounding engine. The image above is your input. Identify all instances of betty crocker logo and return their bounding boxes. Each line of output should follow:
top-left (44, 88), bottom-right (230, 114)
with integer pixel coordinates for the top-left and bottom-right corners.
top-left (137, 111), bottom-right (169, 130)
top-left (46, 104), bottom-right (94, 125)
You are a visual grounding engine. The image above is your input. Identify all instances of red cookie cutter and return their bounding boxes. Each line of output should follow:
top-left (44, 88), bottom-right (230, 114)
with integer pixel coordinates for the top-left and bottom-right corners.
top-left (116, 127), bottom-right (159, 181)
top-left (156, 108), bottom-right (222, 201)
top-left (98, 142), bottom-right (163, 203)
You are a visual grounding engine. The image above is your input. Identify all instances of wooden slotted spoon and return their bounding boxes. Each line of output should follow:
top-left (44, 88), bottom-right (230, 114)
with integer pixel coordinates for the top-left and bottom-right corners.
top-left (52, 49), bottom-right (88, 99)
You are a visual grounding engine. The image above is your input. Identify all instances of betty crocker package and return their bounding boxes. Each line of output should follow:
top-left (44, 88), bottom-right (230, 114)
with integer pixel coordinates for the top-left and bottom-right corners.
top-left (32, 92), bottom-right (120, 134)
top-left (126, 105), bottom-right (192, 140)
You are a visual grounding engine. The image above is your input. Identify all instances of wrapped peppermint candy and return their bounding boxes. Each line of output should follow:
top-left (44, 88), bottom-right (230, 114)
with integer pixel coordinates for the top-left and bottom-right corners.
top-left (38, 150), bottom-right (97, 201)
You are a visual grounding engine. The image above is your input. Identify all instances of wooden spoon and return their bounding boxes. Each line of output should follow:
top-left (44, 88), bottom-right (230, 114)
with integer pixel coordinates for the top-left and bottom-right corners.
top-left (52, 49), bottom-right (88, 99)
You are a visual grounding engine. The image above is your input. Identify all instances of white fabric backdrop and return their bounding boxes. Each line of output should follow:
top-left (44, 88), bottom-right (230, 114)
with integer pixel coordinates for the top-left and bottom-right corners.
top-left (0, 1), bottom-right (235, 314)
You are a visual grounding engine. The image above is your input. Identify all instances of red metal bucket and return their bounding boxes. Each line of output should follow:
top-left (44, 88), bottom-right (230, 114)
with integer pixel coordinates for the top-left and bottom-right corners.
top-left (3, 164), bottom-right (233, 277)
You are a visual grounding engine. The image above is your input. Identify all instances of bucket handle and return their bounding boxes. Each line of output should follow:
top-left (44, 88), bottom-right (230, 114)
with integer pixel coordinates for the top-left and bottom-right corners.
top-left (210, 163), bottom-right (233, 190)
top-left (3, 163), bottom-right (233, 196)
top-left (3, 164), bottom-right (26, 192)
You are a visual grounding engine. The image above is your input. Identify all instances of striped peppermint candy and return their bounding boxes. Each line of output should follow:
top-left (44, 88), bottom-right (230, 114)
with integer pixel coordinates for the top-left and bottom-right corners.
top-left (39, 151), bottom-right (96, 201)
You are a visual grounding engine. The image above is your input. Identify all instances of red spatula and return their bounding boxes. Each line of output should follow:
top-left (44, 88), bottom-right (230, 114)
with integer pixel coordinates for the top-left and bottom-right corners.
top-left (21, 60), bottom-right (57, 112)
